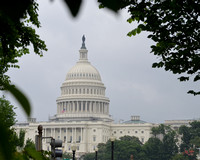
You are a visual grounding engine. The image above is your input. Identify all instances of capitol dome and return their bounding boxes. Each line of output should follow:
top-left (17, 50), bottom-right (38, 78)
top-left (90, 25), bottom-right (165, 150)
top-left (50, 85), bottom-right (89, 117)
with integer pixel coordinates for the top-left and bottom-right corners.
top-left (52, 36), bottom-right (112, 122)
top-left (66, 61), bottom-right (102, 82)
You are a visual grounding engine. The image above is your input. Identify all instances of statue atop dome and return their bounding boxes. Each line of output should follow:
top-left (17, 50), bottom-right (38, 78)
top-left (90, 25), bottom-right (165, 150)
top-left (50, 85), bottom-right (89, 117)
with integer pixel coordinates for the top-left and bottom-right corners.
top-left (81, 35), bottom-right (86, 49)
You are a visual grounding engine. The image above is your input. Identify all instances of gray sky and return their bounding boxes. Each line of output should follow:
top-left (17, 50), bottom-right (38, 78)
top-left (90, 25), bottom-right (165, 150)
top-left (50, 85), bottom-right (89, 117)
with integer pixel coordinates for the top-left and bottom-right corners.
top-left (3, 0), bottom-right (200, 123)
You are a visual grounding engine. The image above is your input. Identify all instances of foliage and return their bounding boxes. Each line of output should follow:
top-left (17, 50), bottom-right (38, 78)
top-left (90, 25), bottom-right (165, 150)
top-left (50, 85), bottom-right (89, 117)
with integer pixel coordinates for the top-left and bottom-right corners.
top-left (84, 136), bottom-right (144, 160)
top-left (82, 153), bottom-right (95, 160)
top-left (125, 0), bottom-right (200, 95)
top-left (119, 135), bottom-right (142, 145)
top-left (16, 129), bottom-right (26, 149)
top-left (24, 138), bottom-right (35, 150)
top-left (143, 137), bottom-right (164, 160)
top-left (97, 0), bottom-right (200, 95)
top-left (0, 0), bottom-right (47, 88)
top-left (63, 152), bottom-right (73, 159)
top-left (0, 1), bottom-right (47, 159)
top-left (171, 153), bottom-right (189, 160)
top-left (179, 121), bottom-right (200, 154)
top-left (0, 96), bottom-right (17, 159)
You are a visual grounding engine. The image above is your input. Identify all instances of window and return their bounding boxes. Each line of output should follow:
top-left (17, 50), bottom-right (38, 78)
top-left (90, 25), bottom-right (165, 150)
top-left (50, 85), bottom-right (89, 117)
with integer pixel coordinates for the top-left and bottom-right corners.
top-left (141, 138), bottom-right (144, 143)
top-left (114, 131), bottom-right (116, 134)
top-left (93, 136), bottom-right (96, 142)
top-left (135, 131), bottom-right (138, 133)
top-left (83, 102), bottom-right (85, 111)
top-left (93, 129), bottom-right (96, 132)
top-left (64, 136), bottom-right (66, 142)
top-left (120, 131), bottom-right (123, 134)
top-left (141, 131), bottom-right (144, 134)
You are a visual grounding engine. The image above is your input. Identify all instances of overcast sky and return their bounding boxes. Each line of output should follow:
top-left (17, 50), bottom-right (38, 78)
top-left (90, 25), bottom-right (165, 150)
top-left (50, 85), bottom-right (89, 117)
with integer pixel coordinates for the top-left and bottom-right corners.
top-left (2, 0), bottom-right (200, 123)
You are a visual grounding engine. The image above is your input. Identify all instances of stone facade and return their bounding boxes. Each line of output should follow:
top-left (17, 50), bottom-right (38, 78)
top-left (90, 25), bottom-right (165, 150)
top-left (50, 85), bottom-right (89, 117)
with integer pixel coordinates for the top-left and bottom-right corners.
top-left (14, 36), bottom-right (155, 158)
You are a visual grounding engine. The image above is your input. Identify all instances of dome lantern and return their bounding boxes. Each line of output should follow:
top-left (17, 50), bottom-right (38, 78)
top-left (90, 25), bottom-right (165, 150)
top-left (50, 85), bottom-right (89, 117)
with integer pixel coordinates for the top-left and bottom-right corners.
top-left (79, 35), bottom-right (88, 61)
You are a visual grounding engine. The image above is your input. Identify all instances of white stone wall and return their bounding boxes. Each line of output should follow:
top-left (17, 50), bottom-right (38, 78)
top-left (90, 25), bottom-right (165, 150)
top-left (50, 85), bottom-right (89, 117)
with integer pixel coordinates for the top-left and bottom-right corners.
top-left (14, 120), bottom-right (154, 158)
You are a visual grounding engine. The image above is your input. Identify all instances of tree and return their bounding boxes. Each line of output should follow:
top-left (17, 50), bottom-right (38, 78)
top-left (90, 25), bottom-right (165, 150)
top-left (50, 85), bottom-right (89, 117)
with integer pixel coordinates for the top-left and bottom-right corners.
top-left (84, 136), bottom-right (144, 160)
top-left (143, 124), bottom-right (178, 160)
top-left (179, 121), bottom-right (200, 158)
top-left (24, 138), bottom-right (35, 150)
top-left (143, 137), bottom-right (164, 160)
top-left (16, 129), bottom-right (26, 150)
top-left (0, 1), bottom-right (47, 159)
top-left (171, 153), bottom-right (189, 160)
top-left (99, 0), bottom-right (200, 95)
top-left (82, 153), bottom-right (95, 160)
top-left (119, 135), bottom-right (142, 145)
top-left (0, 96), bottom-right (18, 159)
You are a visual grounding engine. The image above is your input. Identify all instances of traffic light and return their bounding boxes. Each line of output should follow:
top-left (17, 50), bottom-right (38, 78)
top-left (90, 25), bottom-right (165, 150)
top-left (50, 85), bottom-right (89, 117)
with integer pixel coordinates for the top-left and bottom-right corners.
top-left (50, 138), bottom-right (63, 159)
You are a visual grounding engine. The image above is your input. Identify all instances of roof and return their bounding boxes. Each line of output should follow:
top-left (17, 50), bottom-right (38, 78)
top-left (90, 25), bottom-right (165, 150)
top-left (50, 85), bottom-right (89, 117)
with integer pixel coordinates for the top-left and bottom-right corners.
top-left (122, 119), bottom-right (146, 124)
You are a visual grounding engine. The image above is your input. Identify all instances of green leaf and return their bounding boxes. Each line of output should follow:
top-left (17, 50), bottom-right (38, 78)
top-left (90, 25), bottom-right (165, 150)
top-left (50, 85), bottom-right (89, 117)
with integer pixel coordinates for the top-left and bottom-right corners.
top-left (178, 76), bottom-right (189, 81)
top-left (63, 0), bottom-right (82, 17)
top-left (98, 0), bottom-right (123, 12)
top-left (187, 90), bottom-right (200, 96)
top-left (194, 74), bottom-right (200, 82)
top-left (127, 18), bottom-right (134, 23)
top-left (24, 148), bottom-right (44, 160)
top-left (5, 84), bottom-right (31, 116)
top-left (0, 124), bottom-right (12, 160)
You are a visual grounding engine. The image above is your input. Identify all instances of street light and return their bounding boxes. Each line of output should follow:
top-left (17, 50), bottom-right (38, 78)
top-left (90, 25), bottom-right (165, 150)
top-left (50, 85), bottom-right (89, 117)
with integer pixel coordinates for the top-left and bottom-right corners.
top-left (110, 136), bottom-right (116, 160)
top-left (95, 147), bottom-right (98, 160)
top-left (71, 143), bottom-right (77, 160)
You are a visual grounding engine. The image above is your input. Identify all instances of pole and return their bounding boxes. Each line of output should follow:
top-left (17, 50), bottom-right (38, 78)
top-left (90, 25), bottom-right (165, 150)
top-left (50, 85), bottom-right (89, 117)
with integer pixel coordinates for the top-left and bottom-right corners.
top-left (111, 141), bottom-right (114, 160)
top-left (95, 150), bottom-right (98, 160)
top-left (73, 150), bottom-right (75, 160)
top-left (37, 125), bottom-right (43, 151)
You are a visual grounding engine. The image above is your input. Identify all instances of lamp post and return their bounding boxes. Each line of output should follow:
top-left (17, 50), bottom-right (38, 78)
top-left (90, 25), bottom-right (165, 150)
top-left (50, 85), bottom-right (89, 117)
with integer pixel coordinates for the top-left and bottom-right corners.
top-left (110, 136), bottom-right (115, 160)
top-left (95, 147), bottom-right (98, 160)
top-left (71, 144), bottom-right (77, 160)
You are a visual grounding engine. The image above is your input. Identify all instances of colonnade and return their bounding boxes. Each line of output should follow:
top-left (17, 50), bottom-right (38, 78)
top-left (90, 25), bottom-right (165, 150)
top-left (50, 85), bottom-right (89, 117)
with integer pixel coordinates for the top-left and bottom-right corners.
top-left (57, 101), bottom-right (109, 114)
top-left (44, 127), bottom-right (84, 144)
top-left (61, 87), bottom-right (105, 96)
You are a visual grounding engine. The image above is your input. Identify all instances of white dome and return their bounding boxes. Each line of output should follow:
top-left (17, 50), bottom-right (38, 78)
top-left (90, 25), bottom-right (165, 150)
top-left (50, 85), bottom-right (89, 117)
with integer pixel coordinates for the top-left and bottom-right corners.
top-left (66, 61), bottom-right (102, 81)
top-left (54, 36), bottom-right (112, 122)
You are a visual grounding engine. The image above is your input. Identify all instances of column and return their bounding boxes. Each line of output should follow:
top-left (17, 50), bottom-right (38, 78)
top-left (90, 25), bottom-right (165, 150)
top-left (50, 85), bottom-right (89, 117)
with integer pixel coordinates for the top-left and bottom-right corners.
top-left (72, 127), bottom-right (74, 143)
top-left (94, 101), bottom-right (96, 113)
top-left (73, 101), bottom-right (74, 112)
top-left (102, 102), bottom-right (104, 114)
top-left (89, 101), bottom-right (92, 113)
top-left (50, 128), bottom-right (52, 137)
top-left (45, 128), bottom-right (47, 143)
top-left (75, 127), bottom-right (77, 143)
top-left (81, 127), bottom-right (83, 142)
top-left (65, 127), bottom-right (67, 143)
top-left (60, 128), bottom-right (61, 140)
top-left (81, 101), bottom-right (83, 112)
top-left (86, 101), bottom-right (88, 112)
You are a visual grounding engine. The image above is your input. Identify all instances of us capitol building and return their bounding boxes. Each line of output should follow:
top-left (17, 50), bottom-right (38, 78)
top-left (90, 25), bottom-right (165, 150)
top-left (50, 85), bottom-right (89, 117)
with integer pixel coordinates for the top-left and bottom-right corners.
top-left (14, 36), bottom-right (156, 157)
